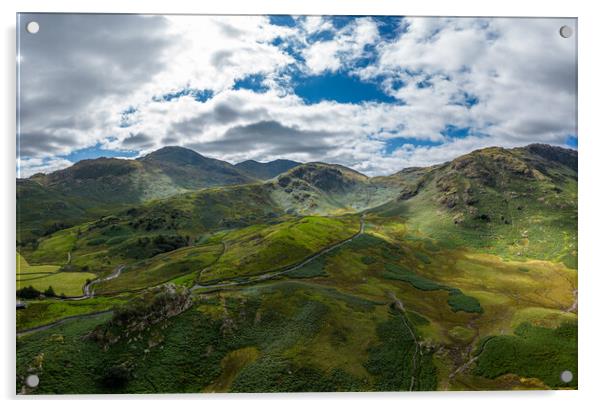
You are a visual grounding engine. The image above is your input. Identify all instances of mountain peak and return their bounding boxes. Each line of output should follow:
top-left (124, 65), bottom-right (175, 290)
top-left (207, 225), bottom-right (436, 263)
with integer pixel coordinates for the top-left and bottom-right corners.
top-left (139, 146), bottom-right (207, 165)
top-left (277, 162), bottom-right (368, 193)
top-left (522, 143), bottom-right (577, 171)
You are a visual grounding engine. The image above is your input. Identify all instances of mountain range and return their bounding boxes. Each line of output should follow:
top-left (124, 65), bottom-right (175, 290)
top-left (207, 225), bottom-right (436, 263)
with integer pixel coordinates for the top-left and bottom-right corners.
top-left (17, 143), bottom-right (577, 261)
top-left (17, 144), bottom-right (577, 268)
top-left (16, 142), bottom-right (578, 393)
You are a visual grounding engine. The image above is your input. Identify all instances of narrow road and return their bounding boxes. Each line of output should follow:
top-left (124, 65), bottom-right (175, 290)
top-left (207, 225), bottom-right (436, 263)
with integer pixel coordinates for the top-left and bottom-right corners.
top-left (69, 264), bottom-right (125, 300)
top-left (17, 310), bottom-right (113, 337)
top-left (16, 266), bottom-right (125, 336)
top-left (18, 216), bottom-right (361, 335)
top-left (192, 216), bottom-right (365, 291)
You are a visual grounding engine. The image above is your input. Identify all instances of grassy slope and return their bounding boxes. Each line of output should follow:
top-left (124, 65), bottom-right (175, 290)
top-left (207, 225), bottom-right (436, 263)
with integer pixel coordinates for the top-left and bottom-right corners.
top-left (16, 209), bottom-right (577, 391)
top-left (95, 244), bottom-right (223, 294)
top-left (372, 146), bottom-right (577, 268)
top-left (20, 184), bottom-right (283, 276)
top-left (200, 215), bottom-right (360, 282)
top-left (17, 296), bottom-right (128, 332)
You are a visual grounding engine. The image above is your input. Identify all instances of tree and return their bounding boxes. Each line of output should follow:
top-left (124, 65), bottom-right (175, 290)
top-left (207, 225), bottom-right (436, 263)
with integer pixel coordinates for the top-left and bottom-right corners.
top-left (16, 286), bottom-right (41, 299)
top-left (44, 286), bottom-right (56, 297)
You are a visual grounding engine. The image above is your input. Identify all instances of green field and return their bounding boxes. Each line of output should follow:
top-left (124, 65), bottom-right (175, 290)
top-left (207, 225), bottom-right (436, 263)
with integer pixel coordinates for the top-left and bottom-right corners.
top-left (95, 243), bottom-right (223, 294)
top-left (17, 253), bottom-right (96, 297)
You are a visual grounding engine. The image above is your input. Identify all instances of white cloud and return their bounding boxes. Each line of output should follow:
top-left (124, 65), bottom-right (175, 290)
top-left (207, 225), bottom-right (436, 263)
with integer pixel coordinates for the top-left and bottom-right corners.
top-left (18, 157), bottom-right (74, 178)
top-left (359, 17), bottom-right (577, 144)
top-left (302, 17), bottom-right (380, 75)
top-left (18, 15), bottom-right (577, 178)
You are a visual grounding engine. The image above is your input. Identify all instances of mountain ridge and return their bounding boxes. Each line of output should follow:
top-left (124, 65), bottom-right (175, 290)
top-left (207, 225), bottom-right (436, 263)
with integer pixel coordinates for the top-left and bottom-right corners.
top-left (17, 144), bottom-right (577, 245)
top-left (235, 158), bottom-right (301, 180)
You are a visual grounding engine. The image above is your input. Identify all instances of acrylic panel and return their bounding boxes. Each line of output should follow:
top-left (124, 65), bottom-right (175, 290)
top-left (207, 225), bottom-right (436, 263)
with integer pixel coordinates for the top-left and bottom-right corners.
top-left (16, 13), bottom-right (577, 394)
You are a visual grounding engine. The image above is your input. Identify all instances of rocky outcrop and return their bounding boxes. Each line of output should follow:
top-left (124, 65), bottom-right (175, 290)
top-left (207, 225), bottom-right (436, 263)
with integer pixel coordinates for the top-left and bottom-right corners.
top-left (87, 284), bottom-right (192, 349)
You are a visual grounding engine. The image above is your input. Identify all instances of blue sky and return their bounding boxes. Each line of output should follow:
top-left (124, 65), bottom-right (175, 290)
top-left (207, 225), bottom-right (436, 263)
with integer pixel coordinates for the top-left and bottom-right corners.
top-left (18, 14), bottom-right (577, 176)
top-left (60, 143), bottom-right (138, 162)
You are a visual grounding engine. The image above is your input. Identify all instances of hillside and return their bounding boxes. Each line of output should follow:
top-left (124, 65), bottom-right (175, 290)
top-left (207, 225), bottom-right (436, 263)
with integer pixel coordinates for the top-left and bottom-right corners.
top-left (16, 143), bottom-right (578, 393)
top-left (139, 146), bottom-right (253, 189)
top-left (235, 159), bottom-right (301, 180)
top-left (17, 146), bottom-right (255, 241)
top-left (372, 144), bottom-right (578, 266)
top-left (268, 162), bottom-right (400, 214)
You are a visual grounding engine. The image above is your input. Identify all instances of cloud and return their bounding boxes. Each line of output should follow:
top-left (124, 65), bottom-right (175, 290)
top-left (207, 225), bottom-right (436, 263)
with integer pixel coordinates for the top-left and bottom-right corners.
top-left (19, 131), bottom-right (78, 157)
top-left (18, 14), bottom-right (175, 157)
top-left (301, 17), bottom-right (380, 75)
top-left (187, 120), bottom-right (337, 157)
top-left (18, 14), bottom-right (294, 158)
top-left (122, 133), bottom-right (154, 148)
top-left (17, 15), bottom-right (577, 178)
top-left (18, 157), bottom-right (74, 178)
top-left (358, 17), bottom-right (577, 143)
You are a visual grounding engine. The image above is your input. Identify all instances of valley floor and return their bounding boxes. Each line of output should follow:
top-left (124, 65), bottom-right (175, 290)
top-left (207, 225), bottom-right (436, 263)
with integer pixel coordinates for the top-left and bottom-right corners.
top-left (16, 212), bottom-right (577, 393)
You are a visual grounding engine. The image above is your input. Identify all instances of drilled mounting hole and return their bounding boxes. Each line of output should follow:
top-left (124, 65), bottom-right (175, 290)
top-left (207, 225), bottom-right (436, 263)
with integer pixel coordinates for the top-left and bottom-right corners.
top-left (559, 25), bottom-right (573, 38)
top-left (560, 370), bottom-right (573, 383)
top-left (26, 21), bottom-right (40, 34)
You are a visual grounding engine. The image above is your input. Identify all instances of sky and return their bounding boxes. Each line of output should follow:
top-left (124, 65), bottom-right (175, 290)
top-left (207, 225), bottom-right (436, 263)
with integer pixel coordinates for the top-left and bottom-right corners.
top-left (17, 14), bottom-right (577, 177)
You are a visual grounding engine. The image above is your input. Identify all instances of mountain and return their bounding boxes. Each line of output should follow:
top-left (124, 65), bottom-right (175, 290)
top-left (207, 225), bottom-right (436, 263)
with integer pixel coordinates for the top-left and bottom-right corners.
top-left (372, 144), bottom-right (578, 266)
top-left (17, 143), bottom-right (577, 268)
top-left (17, 146), bottom-right (255, 241)
top-left (139, 146), bottom-right (253, 189)
top-left (235, 159), bottom-right (301, 180)
top-left (268, 162), bottom-right (400, 214)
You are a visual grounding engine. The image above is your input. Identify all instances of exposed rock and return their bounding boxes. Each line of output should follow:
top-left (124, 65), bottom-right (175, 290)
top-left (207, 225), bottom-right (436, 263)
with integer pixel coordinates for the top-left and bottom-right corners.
top-left (525, 143), bottom-right (577, 171)
top-left (87, 284), bottom-right (192, 350)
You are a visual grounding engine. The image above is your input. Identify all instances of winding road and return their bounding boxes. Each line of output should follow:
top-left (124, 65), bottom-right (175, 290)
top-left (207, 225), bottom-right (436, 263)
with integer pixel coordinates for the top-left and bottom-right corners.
top-left (16, 265), bottom-right (125, 336)
top-left (17, 310), bottom-right (113, 337)
top-left (65, 264), bottom-right (125, 300)
top-left (191, 215), bottom-right (365, 291)
top-left (17, 216), bottom-right (363, 335)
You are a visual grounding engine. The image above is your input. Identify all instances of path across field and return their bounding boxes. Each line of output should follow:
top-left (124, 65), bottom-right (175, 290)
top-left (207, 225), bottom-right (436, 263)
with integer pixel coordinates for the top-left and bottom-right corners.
top-left (191, 215), bottom-right (365, 291)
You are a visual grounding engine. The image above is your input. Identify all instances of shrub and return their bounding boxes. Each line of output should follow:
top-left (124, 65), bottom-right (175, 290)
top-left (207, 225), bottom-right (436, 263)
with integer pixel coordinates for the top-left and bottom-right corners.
top-left (44, 286), bottom-right (56, 298)
top-left (87, 238), bottom-right (107, 246)
top-left (474, 323), bottom-right (577, 388)
top-left (16, 285), bottom-right (41, 299)
top-left (447, 290), bottom-right (483, 313)
top-left (361, 256), bottom-right (376, 265)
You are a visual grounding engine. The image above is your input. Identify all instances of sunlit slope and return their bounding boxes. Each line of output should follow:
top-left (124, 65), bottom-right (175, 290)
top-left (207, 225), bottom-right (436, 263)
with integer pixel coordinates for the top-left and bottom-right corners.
top-left (17, 253), bottom-right (96, 297)
top-left (269, 162), bottom-right (401, 214)
top-left (20, 183), bottom-right (284, 273)
top-left (199, 215), bottom-right (360, 283)
top-left (372, 144), bottom-right (577, 267)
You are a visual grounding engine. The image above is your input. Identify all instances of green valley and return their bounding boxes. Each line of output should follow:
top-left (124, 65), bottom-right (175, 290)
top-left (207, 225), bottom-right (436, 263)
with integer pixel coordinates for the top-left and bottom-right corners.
top-left (16, 144), bottom-right (578, 393)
